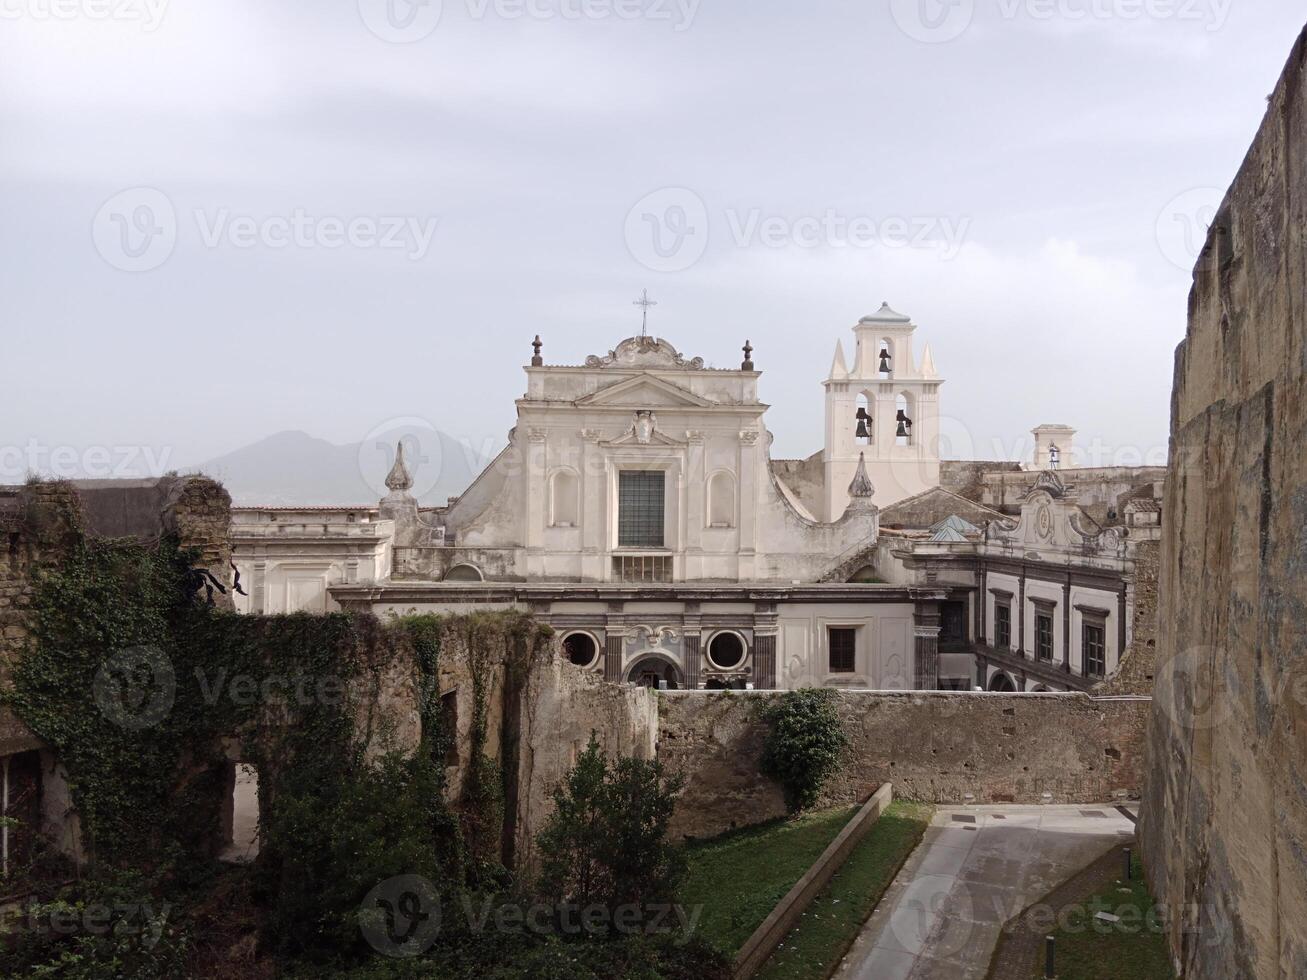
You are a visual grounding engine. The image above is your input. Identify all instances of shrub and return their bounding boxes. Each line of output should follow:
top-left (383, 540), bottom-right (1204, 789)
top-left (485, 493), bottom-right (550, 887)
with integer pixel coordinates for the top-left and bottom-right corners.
top-left (759, 689), bottom-right (849, 812)
top-left (535, 735), bottom-right (686, 916)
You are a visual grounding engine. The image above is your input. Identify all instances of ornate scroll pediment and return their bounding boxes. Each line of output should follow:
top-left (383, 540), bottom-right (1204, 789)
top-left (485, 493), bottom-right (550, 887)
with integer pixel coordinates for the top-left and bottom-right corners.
top-left (585, 336), bottom-right (705, 370)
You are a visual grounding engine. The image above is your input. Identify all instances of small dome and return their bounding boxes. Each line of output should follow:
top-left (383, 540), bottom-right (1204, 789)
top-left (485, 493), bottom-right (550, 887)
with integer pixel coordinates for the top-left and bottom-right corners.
top-left (859, 302), bottom-right (911, 324)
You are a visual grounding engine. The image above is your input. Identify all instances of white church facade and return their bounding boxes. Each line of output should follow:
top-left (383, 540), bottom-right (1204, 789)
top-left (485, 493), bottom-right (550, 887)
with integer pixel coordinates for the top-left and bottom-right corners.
top-left (230, 305), bottom-right (1158, 694)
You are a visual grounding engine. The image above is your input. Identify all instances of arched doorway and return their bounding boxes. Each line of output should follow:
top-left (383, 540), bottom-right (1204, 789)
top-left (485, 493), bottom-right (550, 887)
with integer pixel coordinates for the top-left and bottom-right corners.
top-left (988, 671), bottom-right (1016, 692)
top-left (627, 654), bottom-right (683, 690)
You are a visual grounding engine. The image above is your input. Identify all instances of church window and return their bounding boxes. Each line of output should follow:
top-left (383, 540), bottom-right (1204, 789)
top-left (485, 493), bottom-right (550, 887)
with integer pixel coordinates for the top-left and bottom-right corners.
top-left (995, 603), bottom-right (1012, 650)
top-left (551, 470), bottom-right (579, 527)
top-left (1083, 621), bottom-right (1106, 677)
top-left (707, 471), bottom-right (736, 528)
top-left (828, 627), bottom-right (856, 673)
top-left (618, 471), bottom-right (665, 548)
top-left (562, 631), bottom-right (599, 669)
top-left (706, 631), bottom-right (745, 669)
top-left (1035, 610), bottom-right (1054, 662)
top-left (940, 601), bottom-right (967, 649)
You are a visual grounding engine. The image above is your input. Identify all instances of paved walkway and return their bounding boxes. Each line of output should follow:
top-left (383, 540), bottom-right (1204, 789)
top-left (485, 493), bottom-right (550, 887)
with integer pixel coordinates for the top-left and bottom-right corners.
top-left (985, 841), bottom-right (1134, 979)
top-left (833, 805), bottom-right (1137, 980)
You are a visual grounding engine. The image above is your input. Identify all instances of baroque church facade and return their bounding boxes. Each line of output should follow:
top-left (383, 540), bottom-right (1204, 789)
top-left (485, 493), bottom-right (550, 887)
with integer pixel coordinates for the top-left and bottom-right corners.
top-left (231, 305), bottom-right (1159, 693)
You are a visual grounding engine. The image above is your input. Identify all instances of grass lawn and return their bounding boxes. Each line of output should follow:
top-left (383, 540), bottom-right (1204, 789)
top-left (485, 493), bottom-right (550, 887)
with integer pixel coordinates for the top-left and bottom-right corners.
top-left (679, 804), bottom-right (861, 956)
top-left (754, 800), bottom-right (934, 980)
top-left (1036, 853), bottom-right (1176, 980)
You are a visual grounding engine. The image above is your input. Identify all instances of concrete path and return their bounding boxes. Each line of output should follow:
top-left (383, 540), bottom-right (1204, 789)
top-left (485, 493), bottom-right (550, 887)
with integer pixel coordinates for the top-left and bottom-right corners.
top-left (833, 804), bottom-right (1136, 980)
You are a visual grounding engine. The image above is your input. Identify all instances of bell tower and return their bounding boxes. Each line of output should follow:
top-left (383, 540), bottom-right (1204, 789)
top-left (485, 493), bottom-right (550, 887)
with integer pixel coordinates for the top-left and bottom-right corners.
top-left (823, 303), bottom-right (943, 518)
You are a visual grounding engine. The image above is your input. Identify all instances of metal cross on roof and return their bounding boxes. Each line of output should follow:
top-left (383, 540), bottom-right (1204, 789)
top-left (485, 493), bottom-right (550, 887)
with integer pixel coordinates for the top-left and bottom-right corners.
top-left (633, 289), bottom-right (657, 336)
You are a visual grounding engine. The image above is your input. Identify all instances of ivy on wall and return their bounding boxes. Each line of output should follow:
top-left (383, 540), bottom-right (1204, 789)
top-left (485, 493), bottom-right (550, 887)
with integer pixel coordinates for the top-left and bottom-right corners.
top-left (759, 688), bottom-right (850, 812)
top-left (1, 533), bottom-right (549, 966)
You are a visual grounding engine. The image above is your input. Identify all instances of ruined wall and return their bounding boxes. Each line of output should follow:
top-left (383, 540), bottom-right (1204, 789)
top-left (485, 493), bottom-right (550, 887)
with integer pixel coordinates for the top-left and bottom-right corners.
top-left (769, 451), bottom-right (824, 517)
top-left (514, 657), bottom-right (658, 869)
top-left (1096, 537), bottom-right (1160, 697)
top-left (939, 459), bottom-right (1022, 502)
top-left (0, 483), bottom-right (82, 753)
top-left (661, 690), bottom-right (1148, 840)
top-left (1140, 27), bottom-right (1307, 980)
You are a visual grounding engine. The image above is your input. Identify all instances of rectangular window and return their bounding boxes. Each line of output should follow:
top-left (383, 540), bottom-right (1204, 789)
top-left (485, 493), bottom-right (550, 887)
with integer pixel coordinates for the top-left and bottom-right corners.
top-left (617, 471), bottom-right (665, 548)
top-left (1035, 612), bottom-right (1054, 662)
top-left (1083, 622), bottom-right (1106, 677)
top-left (994, 603), bottom-right (1011, 650)
top-left (828, 627), bottom-right (856, 673)
top-left (940, 601), bottom-right (967, 648)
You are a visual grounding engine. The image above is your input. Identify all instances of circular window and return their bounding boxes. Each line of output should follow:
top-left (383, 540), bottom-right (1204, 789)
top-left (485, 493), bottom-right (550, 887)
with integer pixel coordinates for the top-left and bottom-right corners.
top-left (706, 631), bottom-right (746, 670)
top-left (562, 632), bottom-right (599, 669)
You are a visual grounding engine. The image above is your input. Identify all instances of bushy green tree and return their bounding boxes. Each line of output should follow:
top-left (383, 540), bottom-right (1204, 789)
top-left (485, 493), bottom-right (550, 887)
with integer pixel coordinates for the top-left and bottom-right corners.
top-left (536, 735), bottom-right (685, 914)
top-left (760, 688), bottom-right (849, 812)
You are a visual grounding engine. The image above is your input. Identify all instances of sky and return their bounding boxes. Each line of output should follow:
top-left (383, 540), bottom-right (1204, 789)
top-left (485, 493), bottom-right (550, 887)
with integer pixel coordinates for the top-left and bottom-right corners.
top-left (2, 0), bottom-right (1303, 487)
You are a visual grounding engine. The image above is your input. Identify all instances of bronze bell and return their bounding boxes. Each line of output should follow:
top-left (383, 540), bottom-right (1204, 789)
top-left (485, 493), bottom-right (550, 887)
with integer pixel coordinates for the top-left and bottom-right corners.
top-left (854, 407), bottom-right (871, 439)
top-left (878, 349), bottom-right (892, 373)
top-left (896, 409), bottom-right (913, 438)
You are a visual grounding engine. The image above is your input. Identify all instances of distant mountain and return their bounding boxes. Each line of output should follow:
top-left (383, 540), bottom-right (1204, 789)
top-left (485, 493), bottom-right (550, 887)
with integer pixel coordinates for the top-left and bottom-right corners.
top-left (194, 429), bottom-right (493, 507)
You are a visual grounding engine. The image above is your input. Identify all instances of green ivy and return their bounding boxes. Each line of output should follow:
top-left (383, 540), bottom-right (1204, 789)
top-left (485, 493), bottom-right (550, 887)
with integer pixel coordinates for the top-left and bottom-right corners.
top-left (759, 689), bottom-right (850, 812)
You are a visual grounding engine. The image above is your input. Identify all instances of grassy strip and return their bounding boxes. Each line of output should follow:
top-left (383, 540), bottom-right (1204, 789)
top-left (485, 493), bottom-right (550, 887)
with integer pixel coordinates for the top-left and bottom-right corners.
top-left (679, 805), bottom-right (861, 956)
top-left (1039, 853), bottom-right (1176, 980)
top-left (754, 800), bottom-right (934, 980)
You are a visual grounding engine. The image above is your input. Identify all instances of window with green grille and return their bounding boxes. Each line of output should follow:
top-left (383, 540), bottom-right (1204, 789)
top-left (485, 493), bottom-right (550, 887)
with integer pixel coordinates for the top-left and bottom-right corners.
top-left (618, 470), bottom-right (665, 548)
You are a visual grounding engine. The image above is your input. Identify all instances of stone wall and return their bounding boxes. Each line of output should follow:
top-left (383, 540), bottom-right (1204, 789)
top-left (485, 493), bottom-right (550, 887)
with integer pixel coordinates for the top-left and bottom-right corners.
top-left (769, 451), bottom-right (825, 518)
top-left (514, 656), bottom-right (658, 869)
top-left (939, 459), bottom-right (1021, 502)
top-left (1096, 537), bottom-right (1159, 697)
top-left (1140, 26), bottom-right (1307, 980)
top-left (660, 690), bottom-right (1149, 840)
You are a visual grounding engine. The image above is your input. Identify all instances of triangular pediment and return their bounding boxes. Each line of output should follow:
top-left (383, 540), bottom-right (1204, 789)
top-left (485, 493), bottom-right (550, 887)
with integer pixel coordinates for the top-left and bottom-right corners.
top-left (575, 373), bottom-right (714, 409)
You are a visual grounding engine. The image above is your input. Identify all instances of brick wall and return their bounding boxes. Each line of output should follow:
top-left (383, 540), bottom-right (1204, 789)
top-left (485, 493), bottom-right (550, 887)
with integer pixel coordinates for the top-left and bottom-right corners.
top-left (659, 690), bottom-right (1149, 840)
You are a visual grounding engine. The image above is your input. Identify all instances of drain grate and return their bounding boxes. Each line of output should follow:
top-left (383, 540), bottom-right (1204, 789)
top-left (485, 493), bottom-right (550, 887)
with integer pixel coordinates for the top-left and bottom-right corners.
top-left (951, 814), bottom-right (977, 824)
top-left (1079, 810), bottom-right (1108, 818)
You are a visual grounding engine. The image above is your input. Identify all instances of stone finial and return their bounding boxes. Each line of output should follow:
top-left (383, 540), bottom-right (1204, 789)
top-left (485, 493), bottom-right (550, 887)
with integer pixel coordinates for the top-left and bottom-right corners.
top-left (848, 452), bottom-right (875, 499)
top-left (384, 440), bottom-right (414, 494)
top-left (742, 340), bottom-right (754, 371)
top-left (531, 335), bottom-right (543, 367)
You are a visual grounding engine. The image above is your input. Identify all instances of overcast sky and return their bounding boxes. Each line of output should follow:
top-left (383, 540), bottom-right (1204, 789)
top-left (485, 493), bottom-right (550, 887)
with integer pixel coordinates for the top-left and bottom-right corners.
top-left (2, 1), bottom-right (1302, 486)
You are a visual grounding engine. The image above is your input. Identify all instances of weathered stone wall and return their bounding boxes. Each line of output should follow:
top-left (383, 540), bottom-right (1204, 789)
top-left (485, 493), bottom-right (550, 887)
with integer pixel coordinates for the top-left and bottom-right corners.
top-left (0, 483), bottom-right (82, 753)
top-left (660, 690), bottom-right (1148, 840)
top-left (1096, 537), bottom-right (1159, 696)
top-left (770, 451), bottom-right (825, 517)
top-left (1140, 26), bottom-right (1307, 980)
top-left (939, 459), bottom-right (1022, 502)
top-left (514, 656), bottom-right (657, 869)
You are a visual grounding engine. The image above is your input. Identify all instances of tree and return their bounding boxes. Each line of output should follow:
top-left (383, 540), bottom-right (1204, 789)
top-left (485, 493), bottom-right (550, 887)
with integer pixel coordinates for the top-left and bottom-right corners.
top-left (536, 735), bottom-right (685, 915)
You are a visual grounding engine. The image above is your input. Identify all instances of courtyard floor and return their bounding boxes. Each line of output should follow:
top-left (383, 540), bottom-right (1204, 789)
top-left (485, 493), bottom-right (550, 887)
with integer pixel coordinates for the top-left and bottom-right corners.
top-left (832, 804), bottom-right (1138, 980)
